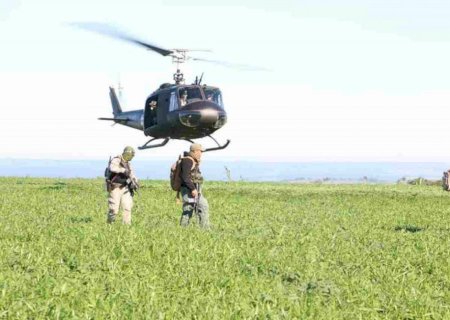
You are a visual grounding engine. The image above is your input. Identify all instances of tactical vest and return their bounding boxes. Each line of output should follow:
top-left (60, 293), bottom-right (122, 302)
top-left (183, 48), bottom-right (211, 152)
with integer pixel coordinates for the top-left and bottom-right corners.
top-left (110, 156), bottom-right (130, 186)
top-left (191, 161), bottom-right (204, 185)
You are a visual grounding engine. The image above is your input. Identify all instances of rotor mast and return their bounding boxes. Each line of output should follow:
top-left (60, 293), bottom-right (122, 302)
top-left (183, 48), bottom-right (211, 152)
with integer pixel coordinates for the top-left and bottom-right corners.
top-left (171, 49), bottom-right (188, 84)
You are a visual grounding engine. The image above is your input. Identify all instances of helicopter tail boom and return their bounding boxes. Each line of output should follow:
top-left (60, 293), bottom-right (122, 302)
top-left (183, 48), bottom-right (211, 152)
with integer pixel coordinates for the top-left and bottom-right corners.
top-left (98, 109), bottom-right (144, 131)
top-left (100, 87), bottom-right (144, 131)
top-left (109, 86), bottom-right (123, 115)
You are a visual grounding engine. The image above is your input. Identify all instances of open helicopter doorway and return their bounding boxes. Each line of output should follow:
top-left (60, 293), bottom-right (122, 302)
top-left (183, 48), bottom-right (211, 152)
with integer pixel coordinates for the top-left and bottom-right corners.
top-left (144, 95), bottom-right (158, 128)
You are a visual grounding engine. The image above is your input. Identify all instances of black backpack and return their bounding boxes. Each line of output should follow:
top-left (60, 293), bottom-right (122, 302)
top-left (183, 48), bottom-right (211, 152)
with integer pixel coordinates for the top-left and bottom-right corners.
top-left (104, 156), bottom-right (115, 182)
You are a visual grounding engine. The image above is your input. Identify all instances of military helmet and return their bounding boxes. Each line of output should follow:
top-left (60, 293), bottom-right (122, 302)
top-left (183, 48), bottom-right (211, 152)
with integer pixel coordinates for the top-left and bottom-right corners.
top-left (122, 146), bottom-right (135, 161)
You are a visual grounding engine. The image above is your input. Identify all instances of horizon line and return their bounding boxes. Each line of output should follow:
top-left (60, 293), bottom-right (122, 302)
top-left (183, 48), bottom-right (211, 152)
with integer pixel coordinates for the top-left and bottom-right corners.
top-left (1, 157), bottom-right (450, 164)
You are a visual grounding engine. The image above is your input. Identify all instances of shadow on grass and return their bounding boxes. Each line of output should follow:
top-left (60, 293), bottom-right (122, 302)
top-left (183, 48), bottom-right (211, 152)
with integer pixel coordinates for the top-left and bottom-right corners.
top-left (69, 216), bottom-right (93, 223)
top-left (40, 182), bottom-right (67, 190)
top-left (394, 225), bottom-right (424, 233)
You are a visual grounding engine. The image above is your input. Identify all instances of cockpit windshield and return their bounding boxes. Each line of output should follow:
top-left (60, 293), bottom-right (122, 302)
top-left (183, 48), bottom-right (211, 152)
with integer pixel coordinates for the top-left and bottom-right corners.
top-left (203, 87), bottom-right (224, 109)
top-left (171, 86), bottom-right (225, 110)
top-left (178, 86), bottom-right (203, 107)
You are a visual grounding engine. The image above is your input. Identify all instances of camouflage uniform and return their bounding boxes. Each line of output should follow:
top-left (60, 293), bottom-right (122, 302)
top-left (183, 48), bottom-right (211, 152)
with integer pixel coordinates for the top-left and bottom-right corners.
top-left (179, 145), bottom-right (210, 229)
top-left (107, 152), bottom-right (138, 225)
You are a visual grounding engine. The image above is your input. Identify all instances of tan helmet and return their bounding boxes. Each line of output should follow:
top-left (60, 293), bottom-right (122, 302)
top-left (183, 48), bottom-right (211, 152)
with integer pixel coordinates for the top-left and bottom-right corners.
top-left (122, 146), bottom-right (135, 161)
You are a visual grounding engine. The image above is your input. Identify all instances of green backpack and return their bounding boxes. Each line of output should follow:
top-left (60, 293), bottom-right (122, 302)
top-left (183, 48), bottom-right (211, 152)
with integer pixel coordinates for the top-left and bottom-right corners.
top-left (170, 155), bottom-right (195, 191)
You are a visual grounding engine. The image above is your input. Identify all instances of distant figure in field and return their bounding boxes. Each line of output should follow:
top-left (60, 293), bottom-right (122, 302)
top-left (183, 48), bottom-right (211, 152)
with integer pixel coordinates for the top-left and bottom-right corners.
top-left (179, 143), bottom-right (210, 229)
top-left (442, 169), bottom-right (450, 191)
top-left (105, 146), bottom-right (139, 225)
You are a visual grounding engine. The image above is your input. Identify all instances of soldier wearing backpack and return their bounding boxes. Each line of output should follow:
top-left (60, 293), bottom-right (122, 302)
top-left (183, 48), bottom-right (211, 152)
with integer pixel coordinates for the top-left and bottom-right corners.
top-left (177, 143), bottom-right (210, 229)
top-left (105, 146), bottom-right (139, 225)
top-left (442, 169), bottom-right (450, 191)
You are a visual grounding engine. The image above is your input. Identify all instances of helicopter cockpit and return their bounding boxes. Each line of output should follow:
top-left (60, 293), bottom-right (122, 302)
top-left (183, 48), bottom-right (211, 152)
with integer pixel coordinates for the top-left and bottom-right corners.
top-left (203, 86), bottom-right (224, 109)
top-left (167, 85), bottom-right (224, 111)
top-left (178, 86), bottom-right (202, 107)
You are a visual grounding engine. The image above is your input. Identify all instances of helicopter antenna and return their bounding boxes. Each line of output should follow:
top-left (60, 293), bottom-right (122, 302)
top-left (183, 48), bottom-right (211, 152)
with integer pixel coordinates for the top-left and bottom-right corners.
top-left (198, 72), bottom-right (204, 85)
top-left (117, 80), bottom-right (124, 100)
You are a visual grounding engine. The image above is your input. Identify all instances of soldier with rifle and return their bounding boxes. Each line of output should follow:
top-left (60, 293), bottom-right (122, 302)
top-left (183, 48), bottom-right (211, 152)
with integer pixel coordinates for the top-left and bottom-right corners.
top-left (179, 143), bottom-right (210, 229)
top-left (105, 146), bottom-right (139, 225)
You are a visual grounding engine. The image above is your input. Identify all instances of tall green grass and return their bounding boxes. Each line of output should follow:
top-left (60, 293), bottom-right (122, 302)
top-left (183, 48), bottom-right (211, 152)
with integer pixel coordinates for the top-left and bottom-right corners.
top-left (0, 178), bottom-right (449, 319)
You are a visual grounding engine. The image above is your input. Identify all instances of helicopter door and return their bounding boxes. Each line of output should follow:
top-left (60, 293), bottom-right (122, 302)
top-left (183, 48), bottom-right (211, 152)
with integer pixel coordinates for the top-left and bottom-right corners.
top-left (144, 96), bottom-right (158, 128)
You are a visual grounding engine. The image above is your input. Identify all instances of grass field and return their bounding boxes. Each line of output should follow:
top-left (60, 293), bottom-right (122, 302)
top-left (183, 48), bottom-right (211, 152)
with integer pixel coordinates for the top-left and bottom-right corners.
top-left (1, 177), bottom-right (449, 319)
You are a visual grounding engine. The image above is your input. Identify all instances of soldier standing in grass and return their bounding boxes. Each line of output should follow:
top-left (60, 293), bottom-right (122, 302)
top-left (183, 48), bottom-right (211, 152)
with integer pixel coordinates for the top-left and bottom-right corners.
top-left (179, 143), bottom-right (210, 229)
top-left (106, 146), bottom-right (139, 225)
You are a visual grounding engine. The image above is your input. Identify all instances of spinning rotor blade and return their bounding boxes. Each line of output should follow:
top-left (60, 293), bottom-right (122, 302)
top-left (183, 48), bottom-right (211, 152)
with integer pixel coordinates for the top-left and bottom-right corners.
top-left (70, 22), bottom-right (173, 56)
top-left (191, 57), bottom-right (270, 71)
top-left (71, 23), bottom-right (269, 71)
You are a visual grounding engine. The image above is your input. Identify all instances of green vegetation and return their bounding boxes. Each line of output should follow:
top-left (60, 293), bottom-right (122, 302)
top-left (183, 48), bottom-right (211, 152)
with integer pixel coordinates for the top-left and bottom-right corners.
top-left (397, 176), bottom-right (443, 186)
top-left (1, 177), bottom-right (449, 319)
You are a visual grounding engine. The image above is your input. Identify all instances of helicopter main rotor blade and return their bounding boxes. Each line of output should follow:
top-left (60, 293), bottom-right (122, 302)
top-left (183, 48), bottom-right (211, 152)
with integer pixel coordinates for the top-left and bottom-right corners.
top-left (190, 57), bottom-right (271, 71)
top-left (70, 22), bottom-right (173, 56)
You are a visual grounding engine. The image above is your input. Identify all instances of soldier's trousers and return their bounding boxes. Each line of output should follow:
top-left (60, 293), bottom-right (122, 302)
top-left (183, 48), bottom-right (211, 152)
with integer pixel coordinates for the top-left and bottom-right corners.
top-left (107, 186), bottom-right (133, 225)
top-left (180, 186), bottom-right (210, 229)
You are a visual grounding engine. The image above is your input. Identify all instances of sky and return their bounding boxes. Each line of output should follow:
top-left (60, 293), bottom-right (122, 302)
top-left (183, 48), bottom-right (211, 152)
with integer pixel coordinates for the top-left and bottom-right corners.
top-left (1, 0), bottom-right (450, 162)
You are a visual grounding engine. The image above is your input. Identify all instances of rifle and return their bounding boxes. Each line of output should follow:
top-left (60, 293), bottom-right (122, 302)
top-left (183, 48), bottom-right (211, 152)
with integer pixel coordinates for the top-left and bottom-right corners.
top-left (125, 177), bottom-right (138, 196)
top-left (193, 182), bottom-right (201, 214)
top-left (123, 162), bottom-right (139, 197)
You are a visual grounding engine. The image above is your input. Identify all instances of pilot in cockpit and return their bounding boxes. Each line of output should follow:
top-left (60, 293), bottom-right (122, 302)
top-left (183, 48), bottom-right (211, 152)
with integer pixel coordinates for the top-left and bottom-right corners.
top-left (180, 90), bottom-right (188, 107)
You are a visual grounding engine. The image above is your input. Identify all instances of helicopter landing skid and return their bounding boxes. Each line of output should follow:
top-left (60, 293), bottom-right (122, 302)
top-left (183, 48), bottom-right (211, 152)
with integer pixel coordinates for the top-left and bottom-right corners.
top-left (137, 136), bottom-right (230, 151)
top-left (203, 135), bottom-right (231, 152)
top-left (138, 138), bottom-right (169, 150)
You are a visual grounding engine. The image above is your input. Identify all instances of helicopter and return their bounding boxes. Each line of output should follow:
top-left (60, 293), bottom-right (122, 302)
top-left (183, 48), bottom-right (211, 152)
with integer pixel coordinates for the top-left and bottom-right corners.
top-left (75, 23), bottom-right (230, 151)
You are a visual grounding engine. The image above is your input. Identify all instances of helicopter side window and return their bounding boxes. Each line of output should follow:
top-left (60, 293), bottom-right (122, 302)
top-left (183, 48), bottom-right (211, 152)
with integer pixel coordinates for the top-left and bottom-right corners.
top-left (169, 91), bottom-right (178, 111)
top-left (216, 93), bottom-right (224, 108)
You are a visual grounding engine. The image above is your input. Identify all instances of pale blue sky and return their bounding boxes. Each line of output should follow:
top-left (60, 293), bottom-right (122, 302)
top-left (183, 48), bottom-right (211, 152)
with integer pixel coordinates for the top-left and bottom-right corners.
top-left (1, 0), bottom-right (450, 161)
